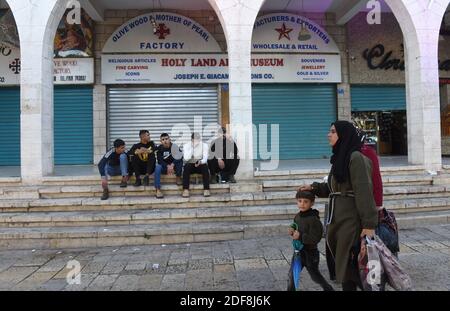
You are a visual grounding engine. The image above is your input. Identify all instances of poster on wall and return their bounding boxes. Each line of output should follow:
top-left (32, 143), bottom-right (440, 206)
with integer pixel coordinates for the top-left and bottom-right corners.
top-left (0, 9), bottom-right (19, 48)
top-left (101, 54), bottom-right (342, 84)
top-left (54, 9), bottom-right (94, 58)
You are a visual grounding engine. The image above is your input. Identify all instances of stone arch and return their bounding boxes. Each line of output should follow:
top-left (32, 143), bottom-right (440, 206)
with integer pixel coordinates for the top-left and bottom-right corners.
top-left (384, 0), bottom-right (450, 170)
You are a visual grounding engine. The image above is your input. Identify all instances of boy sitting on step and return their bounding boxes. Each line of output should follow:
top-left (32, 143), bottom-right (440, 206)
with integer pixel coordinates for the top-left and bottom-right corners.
top-left (287, 190), bottom-right (334, 291)
top-left (98, 139), bottom-right (129, 200)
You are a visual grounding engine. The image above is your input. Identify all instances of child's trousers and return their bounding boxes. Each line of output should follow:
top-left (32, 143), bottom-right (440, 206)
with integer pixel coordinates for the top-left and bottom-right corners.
top-left (287, 248), bottom-right (334, 291)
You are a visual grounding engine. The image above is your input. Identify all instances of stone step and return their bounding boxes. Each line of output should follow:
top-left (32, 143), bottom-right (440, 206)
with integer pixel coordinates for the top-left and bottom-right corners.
top-left (0, 173), bottom-right (439, 201)
top-left (254, 165), bottom-right (427, 180)
top-left (0, 204), bottom-right (299, 228)
top-left (1, 197), bottom-right (449, 229)
top-left (2, 188), bottom-right (450, 213)
top-left (262, 182), bottom-right (450, 199)
top-left (1, 191), bottom-right (449, 220)
top-left (0, 219), bottom-right (290, 250)
top-left (1, 209), bottom-right (449, 250)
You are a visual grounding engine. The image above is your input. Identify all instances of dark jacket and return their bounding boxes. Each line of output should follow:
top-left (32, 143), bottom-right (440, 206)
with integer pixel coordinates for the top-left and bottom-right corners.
top-left (128, 141), bottom-right (156, 162)
top-left (293, 209), bottom-right (323, 249)
top-left (156, 143), bottom-right (182, 165)
top-left (98, 148), bottom-right (125, 176)
top-left (210, 136), bottom-right (239, 160)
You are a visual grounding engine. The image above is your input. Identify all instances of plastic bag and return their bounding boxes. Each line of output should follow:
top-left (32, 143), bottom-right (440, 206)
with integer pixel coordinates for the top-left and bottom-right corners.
top-left (358, 237), bottom-right (384, 291)
top-left (373, 235), bottom-right (413, 291)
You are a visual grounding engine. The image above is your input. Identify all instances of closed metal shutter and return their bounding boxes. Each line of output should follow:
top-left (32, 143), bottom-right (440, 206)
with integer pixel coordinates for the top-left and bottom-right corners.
top-left (252, 84), bottom-right (337, 160)
top-left (351, 85), bottom-right (406, 112)
top-left (0, 88), bottom-right (20, 166)
top-left (107, 86), bottom-right (219, 147)
top-left (54, 86), bottom-right (93, 165)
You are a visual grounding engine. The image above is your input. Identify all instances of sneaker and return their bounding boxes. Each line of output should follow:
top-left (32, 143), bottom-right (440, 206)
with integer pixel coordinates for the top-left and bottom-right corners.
top-left (203, 190), bottom-right (210, 197)
top-left (210, 174), bottom-right (218, 184)
top-left (143, 176), bottom-right (150, 186)
top-left (228, 175), bottom-right (236, 183)
top-left (176, 176), bottom-right (182, 186)
top-left (182, 189), bottom-right (190, 198)
top-left (133, 177), bottom-right (142, 187)
top-left (156, 189), bottom-right (164, 199)
top-left (101, 188), bottom-right (109, 200)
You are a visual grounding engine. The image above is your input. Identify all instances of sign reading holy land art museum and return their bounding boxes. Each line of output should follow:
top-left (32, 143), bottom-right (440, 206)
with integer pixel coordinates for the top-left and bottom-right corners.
top-left (101, 12), bottom-right (342, 84)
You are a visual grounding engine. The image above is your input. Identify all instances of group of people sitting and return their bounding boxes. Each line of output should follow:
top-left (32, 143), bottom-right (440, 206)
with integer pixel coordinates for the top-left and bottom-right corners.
top-left (98, 127), bottom-right (239, 200)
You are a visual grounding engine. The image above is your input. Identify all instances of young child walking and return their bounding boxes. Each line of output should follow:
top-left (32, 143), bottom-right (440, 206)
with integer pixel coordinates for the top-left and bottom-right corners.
top-left (288, 190), bottom-right (334, 291)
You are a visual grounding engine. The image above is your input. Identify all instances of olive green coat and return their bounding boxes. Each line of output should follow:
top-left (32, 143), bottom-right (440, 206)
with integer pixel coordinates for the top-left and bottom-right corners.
top-left (313, 151), bottom-right (378, 284)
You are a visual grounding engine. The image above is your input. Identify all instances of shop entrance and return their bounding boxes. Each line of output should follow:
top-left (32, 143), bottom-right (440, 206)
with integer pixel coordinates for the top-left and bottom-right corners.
top-left (352, 110), bottom-right (407, 155)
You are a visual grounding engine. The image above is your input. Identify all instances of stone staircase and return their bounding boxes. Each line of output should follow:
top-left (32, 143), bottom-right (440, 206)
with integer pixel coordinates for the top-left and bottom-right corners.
top-left (0, 165), bottom-right (449, 250)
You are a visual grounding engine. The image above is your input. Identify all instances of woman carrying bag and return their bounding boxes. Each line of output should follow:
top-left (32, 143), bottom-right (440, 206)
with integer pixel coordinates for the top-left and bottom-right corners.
top-left (300, 121), bottom-right (378, 291)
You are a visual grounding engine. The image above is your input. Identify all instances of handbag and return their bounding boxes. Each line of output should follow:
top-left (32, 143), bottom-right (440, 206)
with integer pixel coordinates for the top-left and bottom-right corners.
top-left (376, 208), bottom-right (399, 254)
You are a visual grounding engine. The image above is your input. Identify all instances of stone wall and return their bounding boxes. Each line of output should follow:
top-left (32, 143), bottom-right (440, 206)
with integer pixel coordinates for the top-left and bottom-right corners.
top-left (347, 12), bottom-right (450, 84)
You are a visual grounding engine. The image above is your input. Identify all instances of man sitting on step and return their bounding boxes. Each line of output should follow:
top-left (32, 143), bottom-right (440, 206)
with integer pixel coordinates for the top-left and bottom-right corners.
top-left (128, 130), bottom-right (156, 187)
top-left (208, 127), bottom-right (239, 184)
top-left (182, 132), bottom-right (210, 198)
top-left (98, 139), bottom-right (129, 200)
top-left (154, 133), bottom-right (183, 199)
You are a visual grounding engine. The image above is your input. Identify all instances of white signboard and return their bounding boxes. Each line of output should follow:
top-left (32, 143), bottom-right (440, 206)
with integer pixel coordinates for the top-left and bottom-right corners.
top-left (102, 12), bottom-right (222, 53)
top-left (101, 54), bottom-right (342, 84)
top-left (0, 44), bottom-right (94, 85)
top-left (53, 58), bottom-right (94, 84)
top-left (252, 13), bottom-right (340, 54)
top-left (0, 43), bottom-right (20, 85)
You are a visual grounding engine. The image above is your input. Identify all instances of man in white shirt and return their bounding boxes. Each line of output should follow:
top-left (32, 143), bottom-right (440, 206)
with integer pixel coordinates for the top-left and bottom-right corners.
top-left (182, 132), bottom-right (210, 197)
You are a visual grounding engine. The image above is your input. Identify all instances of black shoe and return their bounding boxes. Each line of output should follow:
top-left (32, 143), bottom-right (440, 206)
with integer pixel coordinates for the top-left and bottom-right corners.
top-left (101, 189), bottom-right (109, 200)
top-left (120, 179), bottom-right (128, 188)
top-left (143, 176), bottom-right (149, 186)
top-left (133, 178), bottom-right (142, 187)
top-left (228, 175), bottom-right (236, 183)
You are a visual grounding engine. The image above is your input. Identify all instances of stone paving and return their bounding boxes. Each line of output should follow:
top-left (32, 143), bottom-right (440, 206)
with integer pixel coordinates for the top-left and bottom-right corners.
top-left (0, 224), bottom-right (449, 291)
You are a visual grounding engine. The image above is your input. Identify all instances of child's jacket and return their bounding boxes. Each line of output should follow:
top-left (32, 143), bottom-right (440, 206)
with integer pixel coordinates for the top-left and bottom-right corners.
top-left (293, 209), bottom-right (323, 249)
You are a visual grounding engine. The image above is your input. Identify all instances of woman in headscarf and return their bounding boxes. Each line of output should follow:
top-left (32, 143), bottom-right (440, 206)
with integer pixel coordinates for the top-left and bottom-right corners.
top-left (300, 120), bottom-right (378, 290)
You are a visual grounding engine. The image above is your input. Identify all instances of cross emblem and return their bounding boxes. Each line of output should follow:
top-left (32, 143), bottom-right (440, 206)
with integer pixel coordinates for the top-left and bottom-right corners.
top-left (9, 58), bottom-right (21, 74)
top-left (155, 23), bottom-right (170, 40)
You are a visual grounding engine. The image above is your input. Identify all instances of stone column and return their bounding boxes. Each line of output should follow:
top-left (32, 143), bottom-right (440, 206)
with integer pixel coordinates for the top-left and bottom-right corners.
top-left (385, 0), bottom-right (450, 171)
top-left (8, 0), bottom-right (67, 183)
top-left (208, 0), bottom-right (266, 179)
top-left (93, 85), bottom-right (107, 163)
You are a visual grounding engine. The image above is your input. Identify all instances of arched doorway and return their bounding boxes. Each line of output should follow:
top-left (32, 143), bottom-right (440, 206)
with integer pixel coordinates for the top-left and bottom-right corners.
top-left (97, 1), bottom-right (227, 155)
top-left (439, 5), bottom-right (450, 159)
top-left (0, 2), bottom-right (20, 171)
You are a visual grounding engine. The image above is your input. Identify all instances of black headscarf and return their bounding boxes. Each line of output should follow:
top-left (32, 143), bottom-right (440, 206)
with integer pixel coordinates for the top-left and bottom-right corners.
top-left (330, 121), bottom-right (363, 183)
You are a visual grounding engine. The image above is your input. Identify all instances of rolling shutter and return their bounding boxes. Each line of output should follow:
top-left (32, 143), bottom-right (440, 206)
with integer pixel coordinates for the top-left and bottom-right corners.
top-left (107, 86), bottom-right (219, 147)
top-left (252, 84), bottom-right (337, 160)
top-left (351, 85), bottom-right (406, 111)
top-left (54, 86), bottom-right (93, 165)
top-left (0, 88), bottom-right (20, 165)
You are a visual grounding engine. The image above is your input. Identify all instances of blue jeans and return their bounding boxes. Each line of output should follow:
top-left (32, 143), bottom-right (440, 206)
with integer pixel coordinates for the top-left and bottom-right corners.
top-left (154, 159), bottom-right (183, 189)
top-left (103, 154), bottom-right (128, 179)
